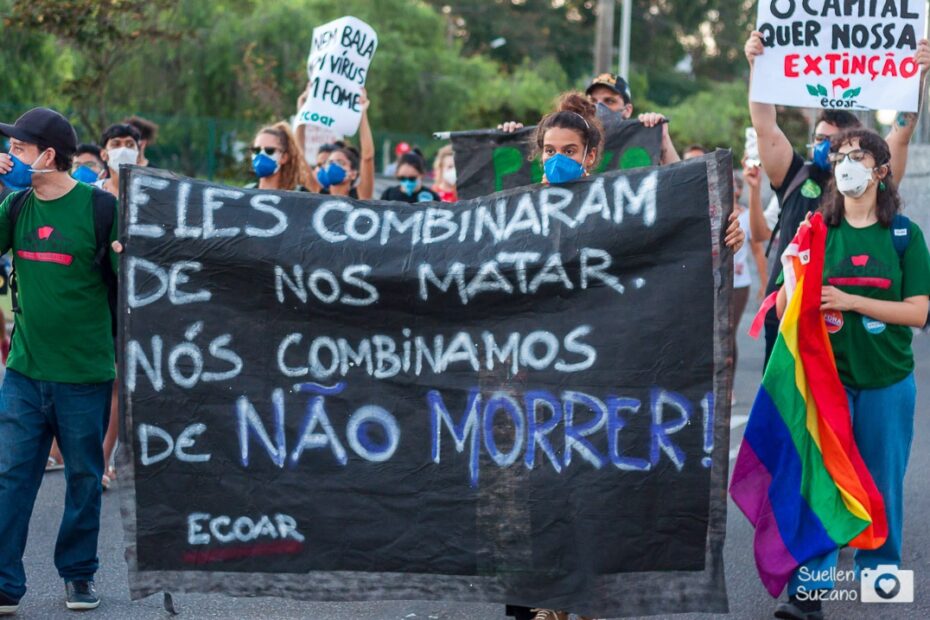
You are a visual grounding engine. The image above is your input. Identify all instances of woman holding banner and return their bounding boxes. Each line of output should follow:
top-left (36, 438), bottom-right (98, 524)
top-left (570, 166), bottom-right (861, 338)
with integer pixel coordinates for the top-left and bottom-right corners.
top-left (773, 129), bottom-right (930, 620)
top-left (528, 91), bottom-right (745, 249)
top-left (508, 92), bottom-right (745, 620)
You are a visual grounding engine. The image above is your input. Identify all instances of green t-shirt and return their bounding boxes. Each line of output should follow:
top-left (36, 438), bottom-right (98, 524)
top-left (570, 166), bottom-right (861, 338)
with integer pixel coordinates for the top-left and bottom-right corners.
top-left (823, 218), bottom-right (930, 389)
top-left (0, 182), bottom-right (118, 383)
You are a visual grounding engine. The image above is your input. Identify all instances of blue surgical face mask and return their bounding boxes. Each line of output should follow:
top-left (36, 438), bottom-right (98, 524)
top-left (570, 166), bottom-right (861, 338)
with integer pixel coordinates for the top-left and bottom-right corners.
top-left (399, 178), bottom-right (419, 195)
top-left (544, 152), bottom-right (586, 185)
top-left (252, 152), bottom-right (280, 178)
top-left (0, 153), bottom-right (36, 190)
top-left (71, 165), bottom-right (99, 184)
top-left (317, 162), bottom-right (347, 188)
top-left (812, 139), bottom-right (831, 171)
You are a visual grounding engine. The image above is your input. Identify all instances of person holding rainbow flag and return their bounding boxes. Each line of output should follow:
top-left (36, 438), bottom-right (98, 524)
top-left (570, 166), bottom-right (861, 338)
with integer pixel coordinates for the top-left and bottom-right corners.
top-left (731, 128), bottom-right (930, 620)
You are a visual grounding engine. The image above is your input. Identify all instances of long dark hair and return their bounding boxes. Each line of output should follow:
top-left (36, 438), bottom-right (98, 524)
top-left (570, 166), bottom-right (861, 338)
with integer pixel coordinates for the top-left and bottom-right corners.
top-left (532, 91), bottom-right (604, 168)
top-left (822, 128), bottom-right (901, 228)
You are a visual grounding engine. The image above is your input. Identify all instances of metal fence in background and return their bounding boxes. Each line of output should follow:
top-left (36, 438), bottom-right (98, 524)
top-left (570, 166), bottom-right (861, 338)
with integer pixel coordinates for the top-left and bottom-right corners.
top-left (2, 97), bottom-right (928, 185)
top-left (0, 102), bottom-right (437, 183)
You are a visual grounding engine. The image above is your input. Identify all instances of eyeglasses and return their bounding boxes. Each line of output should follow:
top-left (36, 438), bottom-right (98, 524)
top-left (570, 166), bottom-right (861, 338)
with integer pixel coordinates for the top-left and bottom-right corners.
top-left (251, 146), bottom-right (278, 156)
top-left (397, 176), bottom-right (419, 182)
top-left (827, 149), bottom-right (873, 164)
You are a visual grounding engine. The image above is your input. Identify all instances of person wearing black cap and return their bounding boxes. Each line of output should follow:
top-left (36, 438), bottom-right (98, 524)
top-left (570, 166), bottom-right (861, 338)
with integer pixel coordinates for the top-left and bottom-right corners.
top-left (0, 107), bottom-right (118, 614)
top-left (585, 72), bottom-right (680, 165)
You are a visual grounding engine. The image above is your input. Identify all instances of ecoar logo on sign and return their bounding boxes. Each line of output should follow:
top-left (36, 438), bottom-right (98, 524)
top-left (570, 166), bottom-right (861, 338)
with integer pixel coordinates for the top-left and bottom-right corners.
top-left (806, 78), bottom-right (862, 109)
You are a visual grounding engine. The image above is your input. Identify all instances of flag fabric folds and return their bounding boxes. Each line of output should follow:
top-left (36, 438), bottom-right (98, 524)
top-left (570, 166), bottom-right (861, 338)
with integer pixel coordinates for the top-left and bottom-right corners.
top-left (730, 213), bottom-right (887, 597)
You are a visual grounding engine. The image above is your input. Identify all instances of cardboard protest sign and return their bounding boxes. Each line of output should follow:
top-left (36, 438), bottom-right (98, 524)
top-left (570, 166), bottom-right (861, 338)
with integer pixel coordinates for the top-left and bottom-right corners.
top-left (298, 124), bottom-right (343, 167)
top-left (751, 1), bottom-right (926, 112)
top-left (296, 16), bottom-right (376, 136)
top-left (450, 117), bottom-right (662, 200)
top-left (117, 153), bottom-right (734, 617)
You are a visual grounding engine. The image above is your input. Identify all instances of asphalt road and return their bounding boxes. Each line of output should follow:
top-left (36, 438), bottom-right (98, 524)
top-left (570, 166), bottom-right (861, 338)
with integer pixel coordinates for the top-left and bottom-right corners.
top-left (13, 290), bottom-right (930, 620)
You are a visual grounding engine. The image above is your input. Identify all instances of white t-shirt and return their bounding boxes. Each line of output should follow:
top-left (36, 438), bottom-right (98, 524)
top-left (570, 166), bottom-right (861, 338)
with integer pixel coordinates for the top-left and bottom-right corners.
top-left (734, 209), bottom-right (751, 289)
top-left (763, 195), bottom-right (780, 231)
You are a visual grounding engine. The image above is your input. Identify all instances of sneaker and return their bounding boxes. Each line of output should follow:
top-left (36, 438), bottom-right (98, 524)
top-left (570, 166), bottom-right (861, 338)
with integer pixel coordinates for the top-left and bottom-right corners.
top-left (65, 580), bottom-right (99, 611)
top-left (774, 594), bottom-right (823, 620)
top-left (0, 590), bottom-right (19, 615)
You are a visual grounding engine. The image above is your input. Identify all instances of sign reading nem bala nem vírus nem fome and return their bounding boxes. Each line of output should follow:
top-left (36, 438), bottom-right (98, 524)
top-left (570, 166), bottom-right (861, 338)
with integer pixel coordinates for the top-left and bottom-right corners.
top-left (751, 0), bottom-right (926, 112)
top-left (296, 16), bottom-right (377, 136)
top-left (116, 154), bottom-right (734, 617)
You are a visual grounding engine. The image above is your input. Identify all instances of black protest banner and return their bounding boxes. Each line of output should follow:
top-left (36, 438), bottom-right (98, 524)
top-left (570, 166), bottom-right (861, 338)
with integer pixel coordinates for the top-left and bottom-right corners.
top-left (117, 153), bottom-right (733, 617)
top-left (451, 117), bottom-right (662, 199)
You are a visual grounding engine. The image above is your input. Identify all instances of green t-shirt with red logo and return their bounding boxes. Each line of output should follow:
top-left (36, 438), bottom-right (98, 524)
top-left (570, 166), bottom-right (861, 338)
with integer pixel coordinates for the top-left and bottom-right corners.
top-left (823, 218), bottom-right (930, 389)
top-left (0, 182), bottom-right (118, 384)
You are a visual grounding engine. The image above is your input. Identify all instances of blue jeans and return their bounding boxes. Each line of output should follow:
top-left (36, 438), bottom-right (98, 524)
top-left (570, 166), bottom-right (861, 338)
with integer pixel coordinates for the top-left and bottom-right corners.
top-left (0, 368), bottom-right (112, 600)
top-left (788, 373), bottom-right (916, 595)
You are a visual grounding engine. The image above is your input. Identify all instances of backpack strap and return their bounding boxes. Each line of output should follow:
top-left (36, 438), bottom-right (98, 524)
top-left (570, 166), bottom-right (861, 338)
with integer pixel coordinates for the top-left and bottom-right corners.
top-left (89, 187), bottom-right (119, 338)
top-left (890, 213), bottom-right (910, 260)
top-left (765, 164), bottom-right (812, 258)
top-left (888, 213), bottom-right (929, 329)
top-left (6, 188), bottom-right (34, 314)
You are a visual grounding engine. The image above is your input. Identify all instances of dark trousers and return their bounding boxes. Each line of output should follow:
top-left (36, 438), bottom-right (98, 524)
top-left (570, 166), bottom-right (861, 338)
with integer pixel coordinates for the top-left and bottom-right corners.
top-left (0, 368), bottom-right (112, 600)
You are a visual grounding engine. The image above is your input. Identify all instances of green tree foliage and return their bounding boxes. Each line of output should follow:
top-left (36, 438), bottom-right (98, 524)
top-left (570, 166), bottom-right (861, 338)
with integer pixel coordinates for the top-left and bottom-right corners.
top-left (4, 0), bottom-right (179, 137)
top-left (659, 81), bottom-right (810, 162)
top-left (425, 0), bottom-right (596, 82)
top-left (431, 1), bottom-right (755, 92)
top-left (0, 0), bottom-right (763, 178)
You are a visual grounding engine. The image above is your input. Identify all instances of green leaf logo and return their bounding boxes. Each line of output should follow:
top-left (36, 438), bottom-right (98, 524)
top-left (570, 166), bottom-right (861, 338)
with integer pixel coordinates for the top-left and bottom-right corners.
top-left (807, 84), bottom-right (820, 96)
top-left (842, 87), bottom-right (862, 99)
top-left (817, 84), bottom-right (828, 97)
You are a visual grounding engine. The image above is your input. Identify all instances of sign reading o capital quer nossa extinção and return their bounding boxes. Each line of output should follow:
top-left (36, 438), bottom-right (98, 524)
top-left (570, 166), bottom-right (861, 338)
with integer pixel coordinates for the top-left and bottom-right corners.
top-left (751, 1), bottom-right (926, 112)
top-left (116, 153), bottom-right (735, 618)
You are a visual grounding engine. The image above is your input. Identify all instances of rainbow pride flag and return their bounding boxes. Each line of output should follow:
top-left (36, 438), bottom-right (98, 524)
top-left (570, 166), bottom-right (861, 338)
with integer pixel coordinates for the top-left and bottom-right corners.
top-left (730, 213), bottom-right (887, 597)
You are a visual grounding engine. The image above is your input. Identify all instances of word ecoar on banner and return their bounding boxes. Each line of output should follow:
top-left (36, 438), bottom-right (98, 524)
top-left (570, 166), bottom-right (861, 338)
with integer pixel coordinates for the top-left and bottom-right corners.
top-left (751, 0), bottom-right (925, 112)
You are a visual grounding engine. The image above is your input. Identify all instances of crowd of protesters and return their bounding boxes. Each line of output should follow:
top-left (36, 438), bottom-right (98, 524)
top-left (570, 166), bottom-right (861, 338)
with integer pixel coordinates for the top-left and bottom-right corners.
top-left (0, 33), bottom-right (928, 620)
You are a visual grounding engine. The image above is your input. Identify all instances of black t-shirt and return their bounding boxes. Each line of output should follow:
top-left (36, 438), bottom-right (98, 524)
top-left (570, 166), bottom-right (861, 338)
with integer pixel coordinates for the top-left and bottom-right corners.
top-left (380, 185), bottom-right (440, 204)
top-left (765, 152), bottom-right (831, 298)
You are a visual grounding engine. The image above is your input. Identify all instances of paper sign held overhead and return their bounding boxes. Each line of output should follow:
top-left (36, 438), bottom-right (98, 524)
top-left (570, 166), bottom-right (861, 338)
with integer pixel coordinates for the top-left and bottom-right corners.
top-left (750, 1), bottom-right (926, 112)
top-left (297, 16), bottom-right (377, 136)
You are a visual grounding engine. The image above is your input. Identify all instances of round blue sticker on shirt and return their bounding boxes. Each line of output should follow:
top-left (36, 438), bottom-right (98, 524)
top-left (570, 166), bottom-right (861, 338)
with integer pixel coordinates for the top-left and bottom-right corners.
top-left (416, 191), bottom-right (434, 203)
top-left (862, 316), bottom-right (886, 334)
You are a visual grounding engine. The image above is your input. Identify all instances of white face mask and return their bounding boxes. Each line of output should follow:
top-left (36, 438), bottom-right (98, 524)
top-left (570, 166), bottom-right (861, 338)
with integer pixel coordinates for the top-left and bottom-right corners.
top-left (834, 158), bottom-right (874, 198)
top-left (107, 146), bottom-right (139, 171)
top-left (442, 167), bottom-right (456, 186)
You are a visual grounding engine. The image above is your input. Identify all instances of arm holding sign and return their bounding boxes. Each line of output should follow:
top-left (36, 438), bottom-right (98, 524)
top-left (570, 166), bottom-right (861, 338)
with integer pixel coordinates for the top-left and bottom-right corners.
top-left (744, 158), bottom-right (771, 242)
top-left (745, 31), bottom-right (794, 190)
top-left (884, 39), bottom-right (930, 183)
top-left (355, 88), bottom-right (375, 200)
top-left (638, 113), bottom-right (680, 164)
top-left (295, 83), bottom-right (322, 193)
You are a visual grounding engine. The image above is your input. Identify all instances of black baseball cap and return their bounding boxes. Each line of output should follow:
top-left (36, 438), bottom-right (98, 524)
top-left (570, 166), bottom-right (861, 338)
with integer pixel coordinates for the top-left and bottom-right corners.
top-left (586, 73), bottom-right (632, 105)
top-left (0, 107), bottom-right (78, 158)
